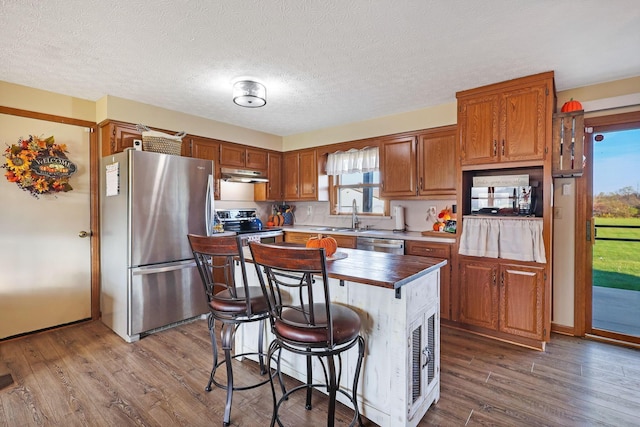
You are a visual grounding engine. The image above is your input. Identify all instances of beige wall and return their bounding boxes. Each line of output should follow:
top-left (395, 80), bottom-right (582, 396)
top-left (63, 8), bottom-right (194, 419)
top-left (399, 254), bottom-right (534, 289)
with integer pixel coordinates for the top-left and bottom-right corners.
top-left (283, 102), bottom-right (457, 150)
top-left (0, 81), bottom-right (95, 122)
top-left (96, 95), bottom-right (282, 151)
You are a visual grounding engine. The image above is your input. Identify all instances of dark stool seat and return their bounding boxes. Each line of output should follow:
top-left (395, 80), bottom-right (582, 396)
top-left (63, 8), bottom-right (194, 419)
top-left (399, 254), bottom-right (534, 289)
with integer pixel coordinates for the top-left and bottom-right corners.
top-left (276, 304), bottom-right (362, 345)
top-left (249, 242), bottom-right (365, 427)
top-left (188, 234), bottom-right (276, 427)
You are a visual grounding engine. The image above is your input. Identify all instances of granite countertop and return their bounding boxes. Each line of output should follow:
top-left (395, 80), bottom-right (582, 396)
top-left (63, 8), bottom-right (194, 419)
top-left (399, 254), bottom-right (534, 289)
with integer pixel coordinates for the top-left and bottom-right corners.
top-left (243, 245), bottom-right (447, 292)
top-left (280, 224), bottom-right (457, 243)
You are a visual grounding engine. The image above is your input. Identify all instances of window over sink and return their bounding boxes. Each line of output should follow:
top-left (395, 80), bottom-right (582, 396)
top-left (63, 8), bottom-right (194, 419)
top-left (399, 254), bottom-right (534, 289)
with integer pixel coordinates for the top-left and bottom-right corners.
top-left (326, 147), bottom-right (388, 216)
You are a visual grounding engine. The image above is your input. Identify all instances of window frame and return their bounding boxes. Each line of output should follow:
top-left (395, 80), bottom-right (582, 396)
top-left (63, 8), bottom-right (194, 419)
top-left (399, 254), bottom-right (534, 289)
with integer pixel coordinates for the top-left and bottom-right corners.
top-left (329, 173), bottom-right (389, 216)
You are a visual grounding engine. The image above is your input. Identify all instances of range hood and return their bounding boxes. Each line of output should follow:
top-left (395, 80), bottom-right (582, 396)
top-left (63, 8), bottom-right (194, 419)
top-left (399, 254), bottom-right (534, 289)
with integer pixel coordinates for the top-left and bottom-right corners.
top-left (220, 167), bottom-right (269, 183)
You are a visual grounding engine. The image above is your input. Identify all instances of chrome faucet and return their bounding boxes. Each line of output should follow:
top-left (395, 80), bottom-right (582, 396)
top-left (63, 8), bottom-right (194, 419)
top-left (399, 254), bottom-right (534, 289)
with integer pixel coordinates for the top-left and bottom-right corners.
top-left (351, 199), bottom-right (359, 230)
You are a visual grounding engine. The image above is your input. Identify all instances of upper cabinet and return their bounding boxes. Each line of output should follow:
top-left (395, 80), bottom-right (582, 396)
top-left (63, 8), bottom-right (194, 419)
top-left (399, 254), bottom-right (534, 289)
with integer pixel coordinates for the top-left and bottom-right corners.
top-left (283, 148), bottom-right (328, 201)
top-left (380, 135), bottom-right (417, 198)
top-left (457, 72), bottom-right (554, 167)
top-left (99, 121), bottom-right (189, 157)
top-left (188, 136), bottom-right (220, 199)
top-left (189, 136), bottom-right (220, 162)
top-left (255, 152), bottom-right (283, 201)
top-left (220, 144), bottom-right (268, 171)
top-left (379, 126), bottom-right (457, 198)
top-left (417, 126), bottom-right (457, 196)
top-left (100, 121), bottom-right (141, 157)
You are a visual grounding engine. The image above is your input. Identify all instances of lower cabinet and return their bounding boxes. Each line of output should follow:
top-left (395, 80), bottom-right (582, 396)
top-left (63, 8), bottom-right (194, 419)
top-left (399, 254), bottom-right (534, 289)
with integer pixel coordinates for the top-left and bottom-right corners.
top-left (405, 240), bottom-right (452, 320)
top-left (459, 257), bottom-right (546, 342)
top-left (284, 231), bottom-right (357, 249)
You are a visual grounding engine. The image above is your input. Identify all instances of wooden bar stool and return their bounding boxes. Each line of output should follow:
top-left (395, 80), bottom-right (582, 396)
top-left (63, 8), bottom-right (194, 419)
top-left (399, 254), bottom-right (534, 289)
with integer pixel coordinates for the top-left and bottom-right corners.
top-left (188, 234), bottom-right (274, 427)
top-left (249, 242), bottom-right (365, 427)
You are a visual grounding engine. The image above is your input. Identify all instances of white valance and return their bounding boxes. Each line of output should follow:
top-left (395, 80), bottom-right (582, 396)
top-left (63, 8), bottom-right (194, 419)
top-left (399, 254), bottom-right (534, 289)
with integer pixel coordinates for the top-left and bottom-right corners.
top-left (326, 146), bottom-right (379, 176)
top-left (459, 217), bottom-right (546, 263)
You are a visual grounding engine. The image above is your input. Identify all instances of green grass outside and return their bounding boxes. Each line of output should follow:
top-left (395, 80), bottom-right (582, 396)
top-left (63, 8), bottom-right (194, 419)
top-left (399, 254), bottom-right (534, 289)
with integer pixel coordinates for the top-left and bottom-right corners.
top-left (593, 217), bottom-right (640, 291)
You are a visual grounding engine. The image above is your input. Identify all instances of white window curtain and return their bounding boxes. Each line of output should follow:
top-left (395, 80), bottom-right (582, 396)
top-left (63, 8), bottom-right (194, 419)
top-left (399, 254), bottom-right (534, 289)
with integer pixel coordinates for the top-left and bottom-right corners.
top-left (326, 146), bottom-right (379, 176)
top-left (459, 217), bottom-right (546, 263)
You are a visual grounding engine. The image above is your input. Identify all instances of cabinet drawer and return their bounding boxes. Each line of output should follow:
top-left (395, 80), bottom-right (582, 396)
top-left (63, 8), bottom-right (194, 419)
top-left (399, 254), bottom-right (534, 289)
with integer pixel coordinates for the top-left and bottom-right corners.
top-left (405, 241), bottom-right (451, 258)
top-left (284, 232), bottom-right (357, 249)
top-left (331, 235), bottom-right (357, 249)
top-left (283, 232), bottom-right (313, 244)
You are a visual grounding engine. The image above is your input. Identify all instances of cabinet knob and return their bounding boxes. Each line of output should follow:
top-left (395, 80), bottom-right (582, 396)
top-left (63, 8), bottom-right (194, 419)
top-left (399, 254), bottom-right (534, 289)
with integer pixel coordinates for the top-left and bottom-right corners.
top-left (501, 140), bottom-right (505, 156)
top-left (493, 140), bottom-right (497, 156)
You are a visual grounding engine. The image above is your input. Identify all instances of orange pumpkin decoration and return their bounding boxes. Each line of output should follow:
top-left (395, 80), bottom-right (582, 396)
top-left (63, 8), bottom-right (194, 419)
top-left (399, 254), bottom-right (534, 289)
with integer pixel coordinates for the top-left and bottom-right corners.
top-left (560, 98), bottom-right (583, 113)
top-left (306, 234), bottom-right (337, 257)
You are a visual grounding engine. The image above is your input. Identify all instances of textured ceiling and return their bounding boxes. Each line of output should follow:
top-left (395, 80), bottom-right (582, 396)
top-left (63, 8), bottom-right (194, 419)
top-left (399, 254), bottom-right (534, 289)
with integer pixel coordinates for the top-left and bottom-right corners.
top-left (1, 1), bottom-right (639, 136)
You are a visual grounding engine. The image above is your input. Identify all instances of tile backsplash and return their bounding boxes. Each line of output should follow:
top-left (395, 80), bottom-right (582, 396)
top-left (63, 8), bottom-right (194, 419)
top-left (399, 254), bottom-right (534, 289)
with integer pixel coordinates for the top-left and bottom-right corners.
top-left (256, 199), bottom-right (456, 232)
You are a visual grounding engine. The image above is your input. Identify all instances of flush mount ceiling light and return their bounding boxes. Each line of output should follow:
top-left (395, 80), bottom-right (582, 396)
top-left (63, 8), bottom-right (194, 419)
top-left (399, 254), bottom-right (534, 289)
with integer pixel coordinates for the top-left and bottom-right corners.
top-left (232, 80), bottom-right (266, 108)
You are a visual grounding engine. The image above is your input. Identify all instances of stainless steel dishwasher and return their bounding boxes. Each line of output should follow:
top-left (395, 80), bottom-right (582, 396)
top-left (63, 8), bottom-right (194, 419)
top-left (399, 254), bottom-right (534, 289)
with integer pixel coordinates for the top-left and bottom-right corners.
top-left (356, 236), bottom-right (405, 254)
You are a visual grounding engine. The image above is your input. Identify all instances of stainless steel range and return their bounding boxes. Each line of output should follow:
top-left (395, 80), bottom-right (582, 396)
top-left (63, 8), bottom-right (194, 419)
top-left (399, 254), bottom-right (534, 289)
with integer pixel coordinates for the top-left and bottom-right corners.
top-left (216, 208), bottom-right (284, 244)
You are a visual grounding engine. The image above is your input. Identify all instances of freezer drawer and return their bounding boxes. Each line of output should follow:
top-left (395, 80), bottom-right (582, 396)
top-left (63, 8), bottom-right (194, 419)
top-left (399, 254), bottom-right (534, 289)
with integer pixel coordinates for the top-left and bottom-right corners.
top-left (129, 260), bottom-right (208, 337)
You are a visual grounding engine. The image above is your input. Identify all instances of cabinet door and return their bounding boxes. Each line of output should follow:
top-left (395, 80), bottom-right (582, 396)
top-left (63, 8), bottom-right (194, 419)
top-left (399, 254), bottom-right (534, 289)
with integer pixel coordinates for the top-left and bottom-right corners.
top-left (191, 137), bottom-right (219, 161)
top-left (407, 304), bottom-right (438, 420)
top-left (283, 152), bottom-right (300, 200)
top-left (329, 234), bottom-right (356, 249)
top-left (499, 263), bottom-right (544, 340)
top-left (405, 241), bottom-right (451, 320)
top-left (266, 152), bottom-right (283, 200)
top-left (417, 128), bottom-right (456, 196)
top-left (190, 137), bottom-right (220, 200)
top-left (101, 122), bottom-right (142, 157)
top-left (458, 94), bottom-right (500, 166)
top-left (219, 144), bottom-right (245, 168)
top-left (380, 135), bottom-right (417, 197)
top-left (245, 148), bottom-right (268, 171)
top-left (500, 83), bottom-right (547, 162)
top-left (283, 231), bottom-right (313, 244)
top-left (298, 149), bottom-right (318, 200)
top-left (459, 259), bottom-right (498, 330)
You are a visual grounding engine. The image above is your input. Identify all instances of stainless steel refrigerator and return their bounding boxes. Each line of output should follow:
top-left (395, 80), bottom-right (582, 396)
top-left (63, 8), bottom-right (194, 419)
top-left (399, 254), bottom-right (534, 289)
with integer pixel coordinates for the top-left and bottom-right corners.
top-left (100, 149), bottom-right (214, 342)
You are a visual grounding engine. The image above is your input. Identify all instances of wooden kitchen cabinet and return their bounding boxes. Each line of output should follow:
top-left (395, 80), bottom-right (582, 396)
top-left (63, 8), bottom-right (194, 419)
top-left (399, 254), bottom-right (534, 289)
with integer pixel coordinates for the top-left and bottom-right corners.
top-left (457, 72), bottom-right (553, 166)
top-left (255, 152), bottom-right (283, 201)
top-left (100, 121), bottom-right (142, 157)
top-left (99, 120), bottom-right (189, 157)
top-left (417, 126), bottom-right (456, 196)
top-left (380, 135), bottom-right (417, 198)
top-left (458, 259), bottom-right (499, 330)
top-left (189, 136), bottom-right (220, 200)
top-left (283, 231), bottom-right (356, 249)
top-left (459, 257), bottom-right (546, 342)
top-left (283, 149), bottom-right (328, 201)
top-left (379, 127), bottom-right (456, 199)
top-left (405, 240), bottom-right (452, 320)
top-left (220, 144), bottom-right (268, 171)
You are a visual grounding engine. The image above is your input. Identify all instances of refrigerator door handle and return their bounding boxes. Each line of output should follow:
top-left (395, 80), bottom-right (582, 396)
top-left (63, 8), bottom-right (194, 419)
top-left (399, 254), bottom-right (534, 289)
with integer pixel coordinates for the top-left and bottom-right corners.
top-left (205, 174), bottom-right (214, 236)
top-left (132, 260), bottom-right (196, 275)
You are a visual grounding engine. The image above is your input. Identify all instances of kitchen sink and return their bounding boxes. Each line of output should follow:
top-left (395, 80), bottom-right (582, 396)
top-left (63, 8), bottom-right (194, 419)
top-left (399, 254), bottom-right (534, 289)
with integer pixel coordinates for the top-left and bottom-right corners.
top-left (310, 227), bottom-right (370, 233)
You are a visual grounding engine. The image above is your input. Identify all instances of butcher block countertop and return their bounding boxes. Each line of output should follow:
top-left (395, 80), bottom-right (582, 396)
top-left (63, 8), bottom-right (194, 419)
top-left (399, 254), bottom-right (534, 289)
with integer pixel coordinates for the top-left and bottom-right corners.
top-left (244, 245), bottom-right (447, 293)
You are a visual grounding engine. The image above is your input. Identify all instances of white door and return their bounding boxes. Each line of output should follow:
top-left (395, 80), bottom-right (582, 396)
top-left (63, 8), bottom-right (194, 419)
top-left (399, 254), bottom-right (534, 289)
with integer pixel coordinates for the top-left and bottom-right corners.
top-left (0, 114), bottom-right (91, 338)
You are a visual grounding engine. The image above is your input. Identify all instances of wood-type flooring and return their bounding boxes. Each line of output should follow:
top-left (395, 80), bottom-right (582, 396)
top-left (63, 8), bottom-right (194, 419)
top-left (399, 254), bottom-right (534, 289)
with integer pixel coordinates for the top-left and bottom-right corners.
top-left (1, 319), bottom-right (639, 426)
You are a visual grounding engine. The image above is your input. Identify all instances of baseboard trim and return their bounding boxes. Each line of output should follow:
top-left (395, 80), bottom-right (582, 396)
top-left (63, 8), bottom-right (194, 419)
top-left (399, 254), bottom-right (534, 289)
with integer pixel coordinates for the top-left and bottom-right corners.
top-left (551, 323), bottom-right (576, 336)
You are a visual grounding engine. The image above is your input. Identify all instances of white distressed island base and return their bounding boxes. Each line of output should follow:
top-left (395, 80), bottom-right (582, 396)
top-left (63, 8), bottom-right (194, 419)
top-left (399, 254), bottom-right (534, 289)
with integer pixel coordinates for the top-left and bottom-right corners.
top-left (236, 247), bottom-right (444, 426)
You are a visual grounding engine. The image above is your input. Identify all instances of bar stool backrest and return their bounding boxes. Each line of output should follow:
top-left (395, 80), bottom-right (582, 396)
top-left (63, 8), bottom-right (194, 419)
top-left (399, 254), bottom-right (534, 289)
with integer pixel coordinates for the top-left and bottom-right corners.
top-left (188, 234), bottom-right (255, 317)
top-left (249, 242), bottom-right (336, 349)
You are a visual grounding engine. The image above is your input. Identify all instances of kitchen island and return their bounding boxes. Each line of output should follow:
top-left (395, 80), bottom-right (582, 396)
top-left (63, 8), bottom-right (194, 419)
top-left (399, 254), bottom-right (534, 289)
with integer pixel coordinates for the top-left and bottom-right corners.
top-left (237, 247), bottom-right (446, 427)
